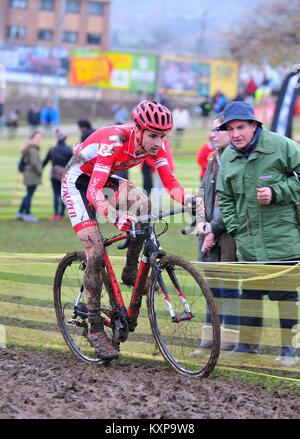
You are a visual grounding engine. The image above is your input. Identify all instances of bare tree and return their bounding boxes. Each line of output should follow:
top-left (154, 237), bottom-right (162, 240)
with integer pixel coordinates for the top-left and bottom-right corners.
top-left (222, 0), bottom-right (300, 65)
top-left (194, 1), bottom-right (218, 55)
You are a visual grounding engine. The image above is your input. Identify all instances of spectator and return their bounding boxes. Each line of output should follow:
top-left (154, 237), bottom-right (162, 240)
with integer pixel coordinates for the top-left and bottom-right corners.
top-left (233, 86), bottom-right (246, 102)
top-left (16, 130), bottom-right (43, 222)
top-left (77, 119), bottom-right (96, 142)
top-left (196, 133), bottom-right (214, 180)
top-left (27, 101), bottom-right (41, 131)
top-left (145, 139), bottom-right (175, 213)
top-left (199, 95), bottom-right (213, 119)
top-left (111, 103), bottom-right (130, 179)
top-left (6, 109), bottom-right (20, 137)
top-left (141, 157), bottom-right (155, 196)
top-left (193, 115), bottom-right (240, 354)
top-left (42, 128), bottom-right (73, 220)
top-left (245, 77), bottom-right (257, 98)
top-left (212, 90), bottom-right (228, 116)
top-left (217, 101), bottom-right (300, 366)
top-left (172, 103), bottom-right (191, 148)
top-left (111, 102), bottom-right (129, 125)
top-left (40, 100), bottom-right (60, 129)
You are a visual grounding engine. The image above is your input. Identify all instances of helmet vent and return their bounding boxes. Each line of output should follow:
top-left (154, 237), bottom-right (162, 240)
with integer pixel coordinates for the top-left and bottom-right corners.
top-left (139, 113), bottom-right (146, 124)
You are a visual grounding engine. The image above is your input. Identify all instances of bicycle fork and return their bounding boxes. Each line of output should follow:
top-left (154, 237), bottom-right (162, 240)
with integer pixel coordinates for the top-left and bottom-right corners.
top-left (154, 263), bottom-right (195, 323)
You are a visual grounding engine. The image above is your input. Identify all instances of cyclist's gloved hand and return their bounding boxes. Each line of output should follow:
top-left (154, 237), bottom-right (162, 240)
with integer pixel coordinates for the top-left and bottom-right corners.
top-left (114, 214), bottom-right (132, 232)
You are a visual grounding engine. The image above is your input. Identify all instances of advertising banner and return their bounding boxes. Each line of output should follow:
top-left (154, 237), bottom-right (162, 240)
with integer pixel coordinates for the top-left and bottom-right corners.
top-left (0, 44), bottom-right (69, 84)
top-left (69, 49), bottom-right (158, 93)
top-left (159, 55), bottom-right (239, 98)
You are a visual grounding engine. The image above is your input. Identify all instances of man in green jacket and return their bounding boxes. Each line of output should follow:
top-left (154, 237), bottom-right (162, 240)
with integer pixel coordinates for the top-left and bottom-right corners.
top-left (216, 101), bottom-right (300, 366)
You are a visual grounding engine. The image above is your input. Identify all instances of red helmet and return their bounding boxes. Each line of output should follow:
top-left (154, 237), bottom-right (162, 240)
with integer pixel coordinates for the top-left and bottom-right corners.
top-left (133, 100), bottom-right (174, 134)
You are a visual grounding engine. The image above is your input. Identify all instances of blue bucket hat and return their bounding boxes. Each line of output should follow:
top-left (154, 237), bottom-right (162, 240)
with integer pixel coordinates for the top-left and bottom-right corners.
top-left (219, 101), bottom-right (262, 130)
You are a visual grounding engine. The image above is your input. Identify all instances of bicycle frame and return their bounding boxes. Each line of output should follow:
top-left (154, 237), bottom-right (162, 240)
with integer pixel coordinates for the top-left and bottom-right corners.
top-left (103, 232), bottom-right (150, 330)
top-left (73, 207), bottom-right (196, 341)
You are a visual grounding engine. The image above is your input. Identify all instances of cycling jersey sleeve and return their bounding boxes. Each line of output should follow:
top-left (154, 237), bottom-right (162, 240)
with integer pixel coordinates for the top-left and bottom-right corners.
top-left (154, 147), bottom-right (185, 204)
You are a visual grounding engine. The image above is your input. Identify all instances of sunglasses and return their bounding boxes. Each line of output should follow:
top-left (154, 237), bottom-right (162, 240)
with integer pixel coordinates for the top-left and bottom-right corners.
top-left (210, 127), bottom-right (221, 134)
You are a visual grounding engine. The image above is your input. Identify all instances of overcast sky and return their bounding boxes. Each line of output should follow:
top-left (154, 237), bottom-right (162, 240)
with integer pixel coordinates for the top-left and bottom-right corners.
top-left (109, 0), bottom-right (262, 55)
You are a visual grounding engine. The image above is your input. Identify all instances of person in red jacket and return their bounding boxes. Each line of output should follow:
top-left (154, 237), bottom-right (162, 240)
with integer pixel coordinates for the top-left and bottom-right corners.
top-left (196, 132), bottom-right (214, 180)
top-left (62, 100), bottom-right (199, 360)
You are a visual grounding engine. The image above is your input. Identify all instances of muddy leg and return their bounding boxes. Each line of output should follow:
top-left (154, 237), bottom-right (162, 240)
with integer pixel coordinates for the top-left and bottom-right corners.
top-left (76, 226), bottom-right (104, 328)
top-left (119, 183), bottom-right (151, 285)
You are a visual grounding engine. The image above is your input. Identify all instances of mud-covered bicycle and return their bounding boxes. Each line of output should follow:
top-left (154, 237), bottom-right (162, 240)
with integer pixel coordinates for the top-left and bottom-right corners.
top-left (53, 208), bottom-right (220, 378)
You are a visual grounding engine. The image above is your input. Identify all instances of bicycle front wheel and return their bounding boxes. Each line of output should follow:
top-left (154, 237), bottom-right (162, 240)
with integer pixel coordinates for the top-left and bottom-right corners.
top-left (53, 251), bottom-right (113, 364)
top-left (148, 255), bottom-right (220, 377)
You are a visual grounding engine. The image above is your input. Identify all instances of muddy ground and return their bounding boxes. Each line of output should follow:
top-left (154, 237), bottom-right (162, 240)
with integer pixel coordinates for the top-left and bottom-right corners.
top-left (0, 347), bottom-right (299, 419)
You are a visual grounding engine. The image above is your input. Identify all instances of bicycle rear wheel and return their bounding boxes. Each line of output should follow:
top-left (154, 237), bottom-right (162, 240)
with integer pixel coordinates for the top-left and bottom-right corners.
top-left (148, 254), bottom-right (220, 377)
top-left (53, 251), bottom-right (113, 363)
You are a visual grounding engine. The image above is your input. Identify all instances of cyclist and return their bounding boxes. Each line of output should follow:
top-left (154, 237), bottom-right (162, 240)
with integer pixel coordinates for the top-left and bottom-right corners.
top-left (62, 100), bottom-right (199, 360)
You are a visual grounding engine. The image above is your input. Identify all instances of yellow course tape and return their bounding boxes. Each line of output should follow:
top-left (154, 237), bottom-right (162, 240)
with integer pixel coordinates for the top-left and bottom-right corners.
top-left (193, 260), bottom-right (300, 283)
top-left (0, 252), bottom-right (126, 264)
top-left (216, 364), bottom-right (300, 384)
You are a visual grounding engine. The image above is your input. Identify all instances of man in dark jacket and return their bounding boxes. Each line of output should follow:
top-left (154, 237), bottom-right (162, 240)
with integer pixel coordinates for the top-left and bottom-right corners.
top-left (27, 102), bottom-right (41, 130)
top-left (77, 119), bottom-right (96, 142)
top-left (217, 101), bottom-right (300, 366)
top-left (43, 128), bottom-right (73, 220)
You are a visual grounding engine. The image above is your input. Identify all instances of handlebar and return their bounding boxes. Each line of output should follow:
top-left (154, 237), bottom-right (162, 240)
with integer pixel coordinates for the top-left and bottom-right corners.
top-left (138, 207), bottom-right (185, 223)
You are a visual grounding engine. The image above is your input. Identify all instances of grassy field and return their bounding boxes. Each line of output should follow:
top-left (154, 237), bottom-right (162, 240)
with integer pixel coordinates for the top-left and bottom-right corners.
top-left (0, 124), bottom-right (205, 257)
top-left (1, 123), bottom-right (300, 390)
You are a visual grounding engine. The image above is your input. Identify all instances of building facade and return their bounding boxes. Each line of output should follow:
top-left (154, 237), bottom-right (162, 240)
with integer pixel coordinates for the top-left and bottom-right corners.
top-left (1, 0), bottom-right (111, 49)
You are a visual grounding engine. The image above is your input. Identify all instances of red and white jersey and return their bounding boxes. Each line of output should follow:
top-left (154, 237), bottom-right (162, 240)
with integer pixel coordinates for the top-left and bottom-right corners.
top-left (69, 124), bottom-right (185, 215)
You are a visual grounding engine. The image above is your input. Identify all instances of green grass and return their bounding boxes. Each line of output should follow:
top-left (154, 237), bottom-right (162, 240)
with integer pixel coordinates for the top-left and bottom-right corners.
top-left (0, 125), bottom-right (203, 258)
top-left (1, 124), bottom-right (300, 391)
